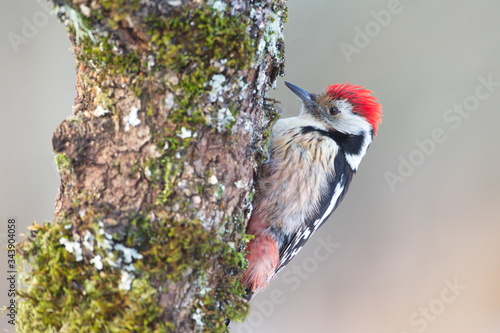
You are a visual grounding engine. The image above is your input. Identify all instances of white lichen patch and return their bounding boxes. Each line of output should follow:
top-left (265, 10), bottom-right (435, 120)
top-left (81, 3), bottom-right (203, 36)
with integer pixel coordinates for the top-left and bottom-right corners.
top-left (196, 274), bottom-right (211, 297)
top-left (251, 7), bottom-right (284, 58)
top-left (244, 117), bottom-right (253, 131)
top-left (58, 4), bottom-right (96, 44)
top-left (124, 106), bottom-right (141, 131)
top-left (256, 70), bottom-right (267, 93)
top-left (79, 4), bottom-right (91, 17)
top-left (118, 270), bottom-right (134, 291)
top-left (93, 221), bottom-right (143, 274)
top-left (177, 127), bottom-right (193, 139)
top-left (191, 308), bottom-right (205, 327)
top-left (59, 237), bottom-right (83, 262)
top-left (147, 54), bottom-right (155, 70)
top-left (265, 12), bottom-right (283, 57)
top-left (234, 180), bottom-right (244, 189)
top-left (229, 0), bottom-right (246, 15)
top-left (123, 264), bottom-right (136, 272)
top-left (167, 0), bottom-right (182, 6)
top-left (210, 0), bottom-right (227, 12)
top-left (236, 76), bottom-right (249, 101)
top-left (114, 243), bottom-right (143, 264)
top-left (82, 230), bottom-right (95, 252)
top-left (144, 166), bottom-right (152, 178)
top-left (216, 107), bottom-right (235, 132)
top-left (90, 255), bottom-right (103, 270)
top-left (192, 196), bottom-right (201, 206)
top-left (164, 92), bottom-right (175, 110)
top-left (215, 184), bottom-right (226, 199)
top-left (250, 5), bottom-right (285, 90)
top-left (208, 74), bottom-right (227, 103)
top-left (208, 175), bottom-right (218, 185)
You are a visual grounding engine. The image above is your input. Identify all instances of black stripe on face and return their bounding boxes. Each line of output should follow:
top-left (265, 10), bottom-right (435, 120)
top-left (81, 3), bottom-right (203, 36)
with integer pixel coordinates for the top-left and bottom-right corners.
top-left (300, 126), bottom-right (365, 156)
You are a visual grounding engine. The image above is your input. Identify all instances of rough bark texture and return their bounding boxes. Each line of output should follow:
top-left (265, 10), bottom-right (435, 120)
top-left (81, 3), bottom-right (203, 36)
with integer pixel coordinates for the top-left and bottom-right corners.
top-left (18, 0), bottom-right (286, 332)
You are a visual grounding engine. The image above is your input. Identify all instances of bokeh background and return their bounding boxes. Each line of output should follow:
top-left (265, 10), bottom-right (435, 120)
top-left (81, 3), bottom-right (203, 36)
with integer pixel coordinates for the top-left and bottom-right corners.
top-left (1, 1), bottom-right (499, 332)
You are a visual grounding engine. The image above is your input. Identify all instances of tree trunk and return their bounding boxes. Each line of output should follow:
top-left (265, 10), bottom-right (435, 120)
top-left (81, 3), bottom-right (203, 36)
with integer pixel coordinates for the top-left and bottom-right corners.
top-left (18, 0), bottom-right (286, 332)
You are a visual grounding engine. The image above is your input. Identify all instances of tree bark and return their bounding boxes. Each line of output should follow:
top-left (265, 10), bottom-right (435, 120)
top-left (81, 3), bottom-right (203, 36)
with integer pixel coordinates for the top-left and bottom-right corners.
top-left (18, 0), bottom-right (286, 332)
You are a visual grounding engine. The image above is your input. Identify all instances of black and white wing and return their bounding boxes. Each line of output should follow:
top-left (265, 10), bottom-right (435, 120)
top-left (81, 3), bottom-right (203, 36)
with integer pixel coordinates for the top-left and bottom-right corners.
top-left (276, 151), bottom-right (355, 274)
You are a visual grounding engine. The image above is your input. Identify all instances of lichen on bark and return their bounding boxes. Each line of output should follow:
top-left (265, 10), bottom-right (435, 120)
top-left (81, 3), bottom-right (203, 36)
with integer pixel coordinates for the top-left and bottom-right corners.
top-left (17, 0), bottom-right (286, 332)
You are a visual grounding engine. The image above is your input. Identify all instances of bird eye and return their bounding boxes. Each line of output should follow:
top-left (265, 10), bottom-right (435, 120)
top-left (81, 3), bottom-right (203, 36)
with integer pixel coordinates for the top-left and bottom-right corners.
top-left (329, 106), bottom-right (340, 116)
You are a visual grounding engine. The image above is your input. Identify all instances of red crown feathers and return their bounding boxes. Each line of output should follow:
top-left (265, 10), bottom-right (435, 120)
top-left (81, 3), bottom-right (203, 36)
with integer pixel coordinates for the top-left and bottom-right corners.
top-left (326, 83), bottom-right (383, 135)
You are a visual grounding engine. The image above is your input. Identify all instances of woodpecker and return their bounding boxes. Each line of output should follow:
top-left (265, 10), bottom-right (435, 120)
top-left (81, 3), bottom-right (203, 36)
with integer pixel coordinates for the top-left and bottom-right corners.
top-left (243, 81), bottom-right (382, 297)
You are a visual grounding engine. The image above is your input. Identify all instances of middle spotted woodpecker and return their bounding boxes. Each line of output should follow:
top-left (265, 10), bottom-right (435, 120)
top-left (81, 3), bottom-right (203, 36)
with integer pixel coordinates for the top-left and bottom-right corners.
top-left (243, 81), bottom-right (382, 297)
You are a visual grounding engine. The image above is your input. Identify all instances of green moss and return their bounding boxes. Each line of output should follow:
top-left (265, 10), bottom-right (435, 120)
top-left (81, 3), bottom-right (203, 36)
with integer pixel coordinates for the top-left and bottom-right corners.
top-left (54, 152), bottom-right (73, 172)
top-left (78, 34), bottom-right (143, 81)
top-left (188, 216), bottom-right (250, 331)
top-left (17, 221), bottom-right (167, 332)
top-left (100, 0), bottom-right (141, 28)
top-left (153, 135), bottom-right (192, 205)
top-left (68, 2), bottom-right (253, 127)
top-left (18, 216), bottom-right (248, 332)
top-left (146, 5), bottom-right (253, 127)
top-left (135, 216), bottom-right (250, 328)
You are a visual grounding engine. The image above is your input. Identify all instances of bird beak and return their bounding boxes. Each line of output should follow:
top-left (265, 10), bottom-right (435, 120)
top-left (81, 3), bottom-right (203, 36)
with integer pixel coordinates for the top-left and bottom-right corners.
top-left (284, 81), bottom-right (316, 108)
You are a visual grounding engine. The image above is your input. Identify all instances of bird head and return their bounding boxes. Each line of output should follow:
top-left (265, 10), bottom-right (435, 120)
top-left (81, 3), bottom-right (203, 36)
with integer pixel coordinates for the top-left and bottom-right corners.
top-left (284, 81), bottom-right (382, 136)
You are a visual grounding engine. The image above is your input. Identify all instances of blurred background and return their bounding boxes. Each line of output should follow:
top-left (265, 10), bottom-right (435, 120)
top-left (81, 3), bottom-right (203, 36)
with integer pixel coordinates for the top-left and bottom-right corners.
top-left (1, 1), bottom-right (499, 332)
